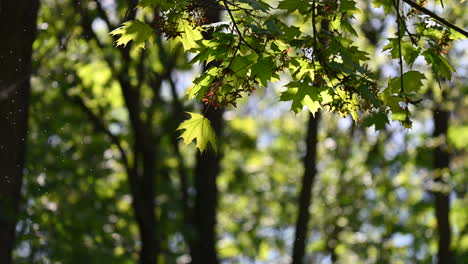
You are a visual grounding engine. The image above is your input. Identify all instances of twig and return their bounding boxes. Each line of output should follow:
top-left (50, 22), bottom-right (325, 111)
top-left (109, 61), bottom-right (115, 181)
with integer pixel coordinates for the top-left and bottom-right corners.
top-left (93, 0), bottom-right (113, 29)
top-left (227, 40), bottom-right (242, 69)
top-left (222, 0), bottom-right (260, 53)
top-left (64, 93), bottom-right (130, 170)
top-left (402, 0), bottom-right (468, 37)
top-left (394, 0), bottom-right (405, 94)
top-left (0, 77), bottom-right (27, 103)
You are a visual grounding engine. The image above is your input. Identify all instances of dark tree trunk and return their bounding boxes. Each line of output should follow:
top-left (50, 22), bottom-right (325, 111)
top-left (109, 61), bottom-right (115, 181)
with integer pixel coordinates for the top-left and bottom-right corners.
top-left (432, 108), bottom-right (454, 264)
top-left (291, 112), bottom-right (320, 264)
top-left (0, 1), bottom-right (39, 263)
top-left (191, 106), bottom-right (223, 264)
top-left (119, 69), bottom-right (160, 264)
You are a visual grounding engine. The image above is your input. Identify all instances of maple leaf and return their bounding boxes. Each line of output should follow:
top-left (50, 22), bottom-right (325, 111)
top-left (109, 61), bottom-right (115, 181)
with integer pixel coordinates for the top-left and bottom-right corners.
top-left (389, 71), bottom-right (426, 94)
top-left (280, 82), bottom-right (324, 115)
top-left (110, 20), bottom-right (154, 50)
top-left (251, 56), bottom-right (274, 86)
top-left (363, 111), bottom-right (389, 130)
top-left (177, 112), bottom-right (217, 152)
top-left (178, 20), bottom-right (203, 51)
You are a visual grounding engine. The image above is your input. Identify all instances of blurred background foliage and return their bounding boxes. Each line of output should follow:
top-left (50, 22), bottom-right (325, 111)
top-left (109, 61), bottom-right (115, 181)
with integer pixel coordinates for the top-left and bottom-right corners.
top-left (10, 0), bottom-right (468, 263)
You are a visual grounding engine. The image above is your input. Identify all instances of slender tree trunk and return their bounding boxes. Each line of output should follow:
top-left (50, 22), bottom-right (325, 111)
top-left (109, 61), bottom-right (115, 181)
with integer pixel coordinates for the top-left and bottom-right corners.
top-left (191, 3), bottom-right (222, 264)
top-left (0, 1), bottom-right (39, 263)
top-left (432, 107), bottom-right (454, 264)
top-left (119, 73), bottom-right (160, 264)
top-left (291, 112), bottom-right (320, 264)
top-left (191, 106), bottom-right (223, 264)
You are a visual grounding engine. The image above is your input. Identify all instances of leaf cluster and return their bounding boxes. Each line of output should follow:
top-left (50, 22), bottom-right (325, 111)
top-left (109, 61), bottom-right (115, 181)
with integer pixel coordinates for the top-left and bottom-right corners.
top-left (112, 0), bottom-right (464, 149)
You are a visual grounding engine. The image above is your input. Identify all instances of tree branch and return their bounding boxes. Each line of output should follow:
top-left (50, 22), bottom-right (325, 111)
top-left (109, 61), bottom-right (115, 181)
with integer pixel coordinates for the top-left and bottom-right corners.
top-left (168, 75), bottom-right (194, 250)
top-left (64, 93), bottom-right (130, 170)
top-left (222, 0), bottom-right (260, 53)
top-left (72, 0), bottom-right (105, 50)
top-left (93, 0), bottom-right (114, 29)
top-left (402, 0), bottom-right (468, 37)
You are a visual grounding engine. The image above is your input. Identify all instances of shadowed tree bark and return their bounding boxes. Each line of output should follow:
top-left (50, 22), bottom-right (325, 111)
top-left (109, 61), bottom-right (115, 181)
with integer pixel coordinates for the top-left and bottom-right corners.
top-left (432, 103), bottom-right (454, 264)
top-left (0, 1), bottom-right (39, 263)
top-left (291, 112), bottom-right (320, 264)
top-left (192, 106), bottom-right (223, 264)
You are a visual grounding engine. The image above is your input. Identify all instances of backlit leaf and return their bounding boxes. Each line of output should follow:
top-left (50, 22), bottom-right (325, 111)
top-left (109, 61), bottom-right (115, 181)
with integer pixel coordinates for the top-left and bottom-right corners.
top-left (178, 20), bottom-right (203, 51)
top-left (280, 82), bottom-right (324, 115)
top-left (177, 112), bottom-right (217, 152)
top-left (110, 21), bottom-right (154, 50)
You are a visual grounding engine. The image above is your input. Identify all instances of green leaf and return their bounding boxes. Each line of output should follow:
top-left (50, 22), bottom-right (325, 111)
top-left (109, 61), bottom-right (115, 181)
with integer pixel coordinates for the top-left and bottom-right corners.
top-left (402, 44), bottom-right (421, 66)
top-left (110, 20), bottom-right (154, 49)
top-left (381, 86), bottom-right (405, 119)
top-left (363, 112), bottom-right (389, 130)
top-left (340, 0), bottom-right (358, 13)
top-left (186, 67), bottom-right (220, 100)
top-left (389, 71), bottom-right (426, 94)
top-left (251, 56), bottom-right (273, 86)
top-left (238, 0), bottom-right (272, 12)
top-left (357, 85), bottom-right (381, 107)
top-left (178, 20), bottom-right (203, 51)
top-left (422, 50), bottom-right (455, 80)
top-left (391, 111), bottom-right (408, 121)
top-left (265, 18), bottom-right (282, 36)
top-left (280, 82), bottom-right (324, 115)
top-left (230, 54), bottom-right (258, 77)
top-left (277, 0), bottom-right (306, 13)
top-left (341, 18), bottom-right (358, 37)
top-left (177, 112), bottom-right (217, 152)
top-left (383, 39), bottom-right (421, 66)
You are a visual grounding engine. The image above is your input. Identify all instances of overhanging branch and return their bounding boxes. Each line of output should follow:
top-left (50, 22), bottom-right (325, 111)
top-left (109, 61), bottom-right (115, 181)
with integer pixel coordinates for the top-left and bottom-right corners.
top-left (402, 0), bottom-right (468, 37)
top-left (64, 93), bottom-right (131, 171)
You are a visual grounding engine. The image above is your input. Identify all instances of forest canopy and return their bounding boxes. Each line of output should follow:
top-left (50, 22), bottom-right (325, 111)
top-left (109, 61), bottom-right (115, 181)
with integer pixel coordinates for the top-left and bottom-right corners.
top-left (0, 0), bottom-right (467, 264)
top-left (111, 0), bottom-right (467, 151)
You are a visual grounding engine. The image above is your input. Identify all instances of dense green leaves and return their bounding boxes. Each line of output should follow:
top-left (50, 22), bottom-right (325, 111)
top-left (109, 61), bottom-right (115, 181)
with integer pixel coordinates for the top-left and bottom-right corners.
top-left (108, 0), bottom-right (464, 139)
top-left (17, 0), bottom-right (468, 264)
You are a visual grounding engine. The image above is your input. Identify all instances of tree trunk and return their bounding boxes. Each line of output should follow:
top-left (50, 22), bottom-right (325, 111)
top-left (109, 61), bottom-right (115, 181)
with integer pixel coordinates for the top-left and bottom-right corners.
top-left (191, 106), bottom-right (223, 264)
top-left (291, 112), bottom-right (320, 264)
top-left (432, 108), bottom-right (454, 264)
top-left (119, 73), bottom-right (160, 264)
top-left (0, 1), bottom-right (39, 263)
